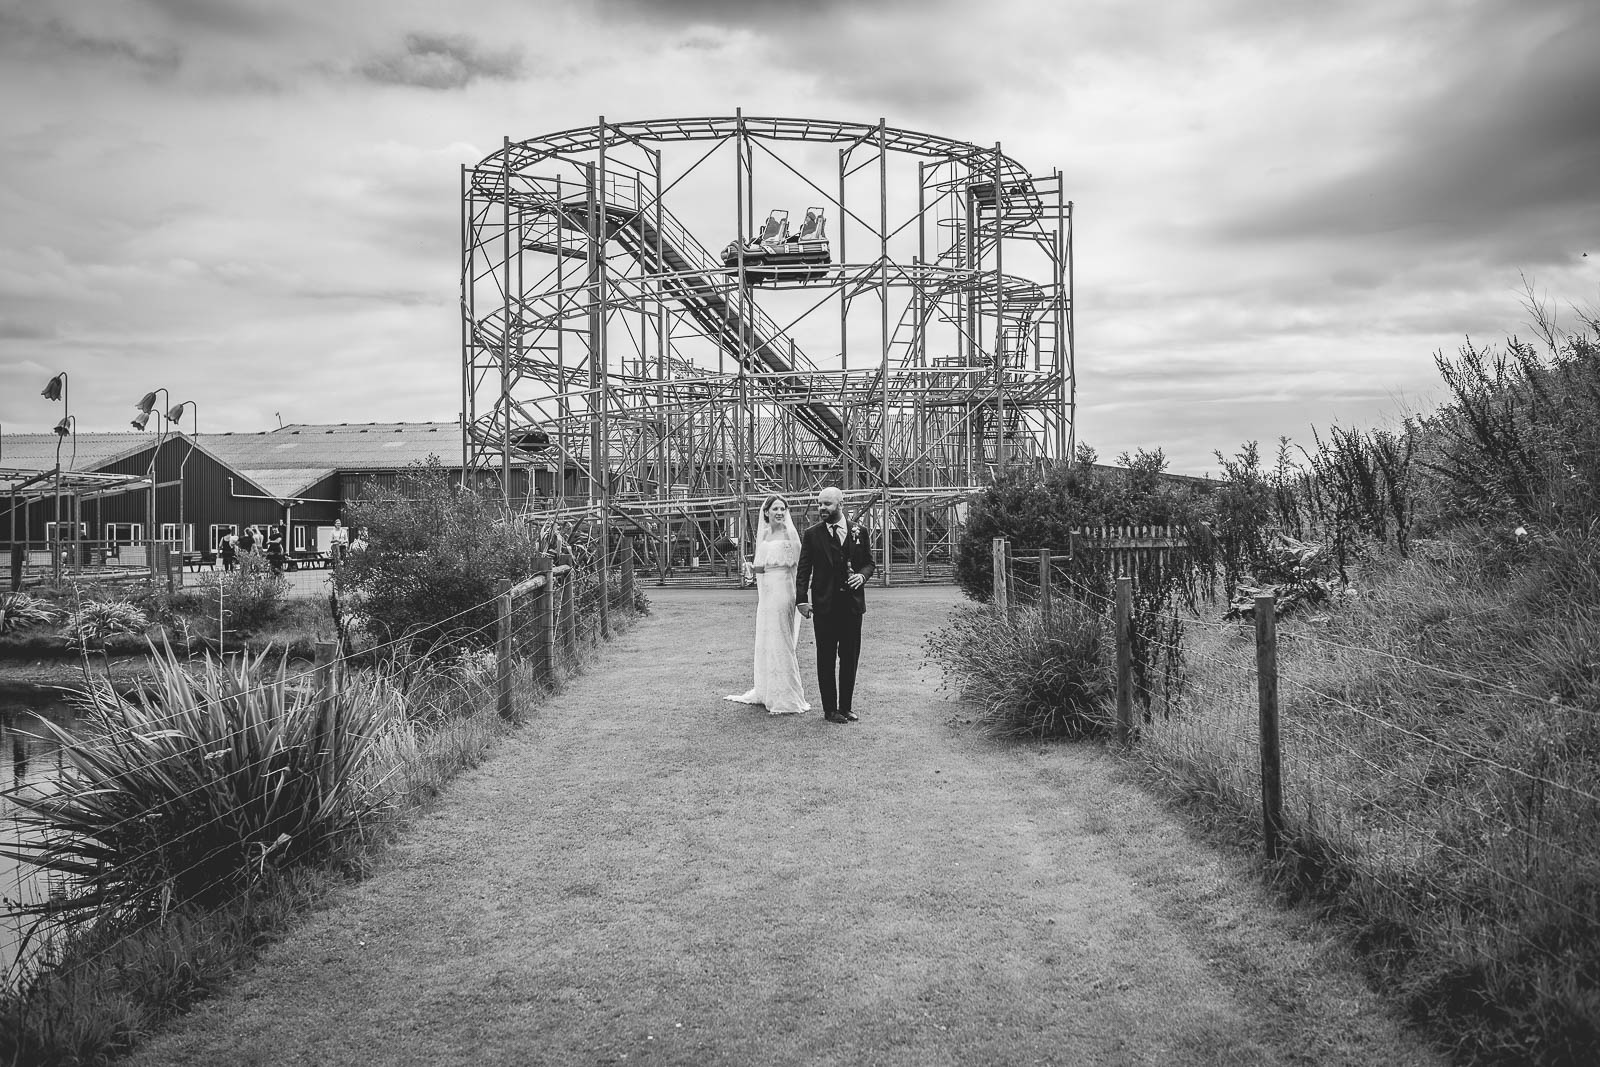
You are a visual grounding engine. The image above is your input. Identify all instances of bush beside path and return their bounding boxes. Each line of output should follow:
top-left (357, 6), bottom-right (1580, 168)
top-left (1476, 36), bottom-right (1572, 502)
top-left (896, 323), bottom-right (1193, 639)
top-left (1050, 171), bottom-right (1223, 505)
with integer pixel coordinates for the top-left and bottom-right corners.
top-left (125, 586), bottom-right (1441, 1067)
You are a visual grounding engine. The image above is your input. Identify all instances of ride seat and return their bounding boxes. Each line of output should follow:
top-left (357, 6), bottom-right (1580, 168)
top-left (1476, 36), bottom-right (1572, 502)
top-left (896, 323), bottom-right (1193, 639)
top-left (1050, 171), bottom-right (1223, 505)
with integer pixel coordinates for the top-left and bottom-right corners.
top-left (757, 210), bottom-right (790, 253)
top-left (795, 209), bottom-right (826, 242)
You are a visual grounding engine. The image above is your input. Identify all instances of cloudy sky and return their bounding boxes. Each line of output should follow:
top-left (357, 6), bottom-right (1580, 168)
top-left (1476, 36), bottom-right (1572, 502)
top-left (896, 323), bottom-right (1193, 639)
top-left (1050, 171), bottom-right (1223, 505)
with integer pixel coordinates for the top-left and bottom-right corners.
top-left (1, 0), bottom-right (1596, 475)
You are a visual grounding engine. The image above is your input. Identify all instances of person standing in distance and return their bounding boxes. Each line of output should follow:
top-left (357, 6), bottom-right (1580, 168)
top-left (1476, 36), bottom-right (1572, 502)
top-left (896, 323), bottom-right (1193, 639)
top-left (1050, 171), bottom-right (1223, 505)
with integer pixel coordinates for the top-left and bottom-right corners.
top-left (796, 486), bottom-right (875, 724)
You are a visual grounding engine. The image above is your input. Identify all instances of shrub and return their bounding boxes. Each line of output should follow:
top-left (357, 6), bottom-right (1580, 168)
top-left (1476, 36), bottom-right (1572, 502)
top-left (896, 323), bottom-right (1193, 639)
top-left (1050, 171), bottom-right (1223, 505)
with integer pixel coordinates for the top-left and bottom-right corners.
top-left (338, 458), bottom-right (545, 656)
top-left (1222, 533), bottom-right (1348, 621)
top-left (0, 592), bottom-right (58, 634)
top-left (0, 645), bottom-right (403, 926)
top-left (59, 600), bottom-right (148, 652)
top-left (1418, 285), bottom-right (1600, 533)
top-left (175, 555), bottom-right (288, 637)
top-left (925, 600), bottom-right (1115, 739)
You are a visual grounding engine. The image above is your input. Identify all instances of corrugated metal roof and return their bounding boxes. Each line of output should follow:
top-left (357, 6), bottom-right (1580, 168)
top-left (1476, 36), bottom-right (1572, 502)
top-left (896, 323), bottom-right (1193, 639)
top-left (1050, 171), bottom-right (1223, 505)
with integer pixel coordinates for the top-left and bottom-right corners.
top-left (235, 467), bottom-right (338, 499)
top-left (204, 422), bottom-right (527, 471)
top-left (0, 432), bottom-right (154, 472)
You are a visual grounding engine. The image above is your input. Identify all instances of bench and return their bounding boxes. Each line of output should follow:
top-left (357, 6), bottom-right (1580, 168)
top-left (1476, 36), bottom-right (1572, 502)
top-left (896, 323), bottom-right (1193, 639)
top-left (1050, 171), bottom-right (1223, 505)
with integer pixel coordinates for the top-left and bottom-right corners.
top-left (182, 552), bottom-right (215, 571)
top-left (288, 553), bottom-right (331, 571)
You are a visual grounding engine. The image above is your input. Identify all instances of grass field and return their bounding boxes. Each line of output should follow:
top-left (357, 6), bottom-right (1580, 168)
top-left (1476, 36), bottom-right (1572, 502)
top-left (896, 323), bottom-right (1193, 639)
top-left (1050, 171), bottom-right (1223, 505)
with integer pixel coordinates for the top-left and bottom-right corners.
top-left (119, 585), bottom-right (1441, 1066)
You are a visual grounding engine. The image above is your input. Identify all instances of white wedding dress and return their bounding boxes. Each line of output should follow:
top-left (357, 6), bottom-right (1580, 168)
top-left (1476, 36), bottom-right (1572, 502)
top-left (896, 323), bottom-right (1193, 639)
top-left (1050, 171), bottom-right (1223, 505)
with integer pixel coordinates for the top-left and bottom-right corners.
top-left (725, 534), bottom-right (811, 715)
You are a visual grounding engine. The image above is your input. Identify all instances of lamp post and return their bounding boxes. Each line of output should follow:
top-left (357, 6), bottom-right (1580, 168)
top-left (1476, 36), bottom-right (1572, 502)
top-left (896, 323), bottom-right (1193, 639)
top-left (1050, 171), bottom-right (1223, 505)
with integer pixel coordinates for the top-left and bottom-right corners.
top-left (133, 388), bottom-right (170, 566)
top-left (165, 400), bottom-right (198, 553)
top-left (42, 373), bottom-right (70, 579)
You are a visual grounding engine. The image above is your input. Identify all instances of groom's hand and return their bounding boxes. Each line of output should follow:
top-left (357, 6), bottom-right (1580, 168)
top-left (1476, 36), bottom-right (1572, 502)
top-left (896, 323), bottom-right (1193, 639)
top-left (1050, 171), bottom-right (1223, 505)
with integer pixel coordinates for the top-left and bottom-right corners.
top-left (847, 573), bottom-right (865, 589)
top-left (797, 603), bottom-right (813, 618)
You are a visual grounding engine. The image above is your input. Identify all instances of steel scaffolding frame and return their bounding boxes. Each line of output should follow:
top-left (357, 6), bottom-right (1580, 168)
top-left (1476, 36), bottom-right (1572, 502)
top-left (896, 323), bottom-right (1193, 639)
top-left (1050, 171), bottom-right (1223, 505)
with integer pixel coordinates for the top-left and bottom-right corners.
top-left (461, 114), bottom-right (1074, 580)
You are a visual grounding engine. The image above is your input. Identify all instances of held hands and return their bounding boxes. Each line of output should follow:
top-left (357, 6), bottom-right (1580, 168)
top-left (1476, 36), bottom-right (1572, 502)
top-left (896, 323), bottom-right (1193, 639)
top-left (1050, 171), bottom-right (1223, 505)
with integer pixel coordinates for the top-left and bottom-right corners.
top-left (797, 603), bottom-right (813, 618)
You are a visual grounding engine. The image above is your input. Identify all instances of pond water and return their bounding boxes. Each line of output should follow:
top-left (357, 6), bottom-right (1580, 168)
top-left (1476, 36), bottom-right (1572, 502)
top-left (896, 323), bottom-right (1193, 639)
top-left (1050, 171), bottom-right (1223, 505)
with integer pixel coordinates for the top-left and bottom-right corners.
top-left (1, 686), bottom-right (77, 980)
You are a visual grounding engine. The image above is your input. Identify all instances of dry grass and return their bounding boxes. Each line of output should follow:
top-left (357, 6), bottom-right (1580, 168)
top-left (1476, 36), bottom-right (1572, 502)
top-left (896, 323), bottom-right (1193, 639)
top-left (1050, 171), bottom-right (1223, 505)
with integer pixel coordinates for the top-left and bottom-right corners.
top-left (1131, 546), bottom-right (1600, 1066)
top-left (116, 585), bottom-right (1439, 1067)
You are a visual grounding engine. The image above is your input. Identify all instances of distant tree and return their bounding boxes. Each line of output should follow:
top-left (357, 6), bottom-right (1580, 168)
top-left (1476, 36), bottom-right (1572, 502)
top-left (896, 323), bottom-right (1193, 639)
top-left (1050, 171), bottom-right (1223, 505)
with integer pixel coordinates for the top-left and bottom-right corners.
top-left (337, 458), bottom-right (544, 657)
top-left (953, 446), bottom-right (1203, 602)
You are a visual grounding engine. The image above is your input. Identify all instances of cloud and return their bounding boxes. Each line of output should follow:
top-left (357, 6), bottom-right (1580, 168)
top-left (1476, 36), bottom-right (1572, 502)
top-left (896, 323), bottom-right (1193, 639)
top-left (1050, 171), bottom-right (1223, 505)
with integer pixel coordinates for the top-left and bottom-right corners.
top-left (600, 0), bottom-right (926, 27)
top-left (0, 11), bottom-right (182, 77)
top-left (1216, 1), bottom-right (1600, 261)
top-left (358, 32), bottom-right (524, 90)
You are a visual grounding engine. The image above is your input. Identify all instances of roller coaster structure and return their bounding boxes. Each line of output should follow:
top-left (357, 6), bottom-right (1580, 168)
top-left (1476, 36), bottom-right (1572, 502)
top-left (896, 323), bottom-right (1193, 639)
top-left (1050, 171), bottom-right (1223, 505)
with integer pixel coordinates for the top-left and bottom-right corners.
top-left (461, 114), bottom-right (1073, 578)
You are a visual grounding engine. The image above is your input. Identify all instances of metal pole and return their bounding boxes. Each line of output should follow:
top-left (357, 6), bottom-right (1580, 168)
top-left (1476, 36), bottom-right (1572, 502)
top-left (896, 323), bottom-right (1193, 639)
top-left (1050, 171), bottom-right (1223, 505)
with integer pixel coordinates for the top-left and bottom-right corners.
top-left (500, 136), bottom-right (513, 508)
top-left (460, 163), bottom-right (471, 487)
top-left (878, 118), bottom-right (891, 583)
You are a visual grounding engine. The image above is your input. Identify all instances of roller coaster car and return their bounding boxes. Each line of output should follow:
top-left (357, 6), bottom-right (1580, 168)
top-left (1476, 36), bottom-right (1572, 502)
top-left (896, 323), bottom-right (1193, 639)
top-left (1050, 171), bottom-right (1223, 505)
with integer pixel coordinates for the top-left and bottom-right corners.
top-left (720, 207), bottom-right (831, 284)
top-left (511, 428), bottom-right (551, 453)
top-left (967, 180), bottom-right (1033, 209)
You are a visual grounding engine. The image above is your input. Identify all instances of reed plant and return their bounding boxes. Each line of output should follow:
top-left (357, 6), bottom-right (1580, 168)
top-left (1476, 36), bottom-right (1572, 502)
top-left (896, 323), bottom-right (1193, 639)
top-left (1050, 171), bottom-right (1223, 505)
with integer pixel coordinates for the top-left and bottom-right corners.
top-left (0, 591), bottom-right (58, 634)
top-left (0, 644), bottom-right (403, 927)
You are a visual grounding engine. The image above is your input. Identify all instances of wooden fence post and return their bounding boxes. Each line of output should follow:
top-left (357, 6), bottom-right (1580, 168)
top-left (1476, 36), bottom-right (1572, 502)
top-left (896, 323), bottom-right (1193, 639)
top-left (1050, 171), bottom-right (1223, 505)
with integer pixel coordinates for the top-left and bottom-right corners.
top-left (1115, 576), bottom-right (1133, 745)
top-left (620, 536), bottom-right (635, 614)
top-left (496, 578), bottom-right (515, 720)
top-left (992, 537), bottom-right (1008, 614)
top-left (1256, 594), bottom-right (1283, 862)
top-left (532, 556), bottom-right (555, 688)
top-left (597, 533), bottom-right (612, 639)
top-left (314, 640), bottom-right (339, 796)
top-left (560, 560), bottom-right (578, 656)
top-left (1038, 548), bottom-right (1052, 628)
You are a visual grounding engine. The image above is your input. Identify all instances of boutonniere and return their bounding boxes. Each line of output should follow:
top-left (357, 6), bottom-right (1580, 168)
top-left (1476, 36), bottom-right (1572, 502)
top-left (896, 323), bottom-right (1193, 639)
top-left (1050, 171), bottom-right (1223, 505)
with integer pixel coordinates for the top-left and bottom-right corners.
top-left (850, 528), bottom-right (863, 544)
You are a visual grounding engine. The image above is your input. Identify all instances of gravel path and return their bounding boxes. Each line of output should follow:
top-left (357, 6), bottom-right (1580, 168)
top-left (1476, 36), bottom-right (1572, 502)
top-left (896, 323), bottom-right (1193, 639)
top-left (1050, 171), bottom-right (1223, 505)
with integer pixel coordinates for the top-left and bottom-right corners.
top-left (125, 586), bottom-right (1442, 1066)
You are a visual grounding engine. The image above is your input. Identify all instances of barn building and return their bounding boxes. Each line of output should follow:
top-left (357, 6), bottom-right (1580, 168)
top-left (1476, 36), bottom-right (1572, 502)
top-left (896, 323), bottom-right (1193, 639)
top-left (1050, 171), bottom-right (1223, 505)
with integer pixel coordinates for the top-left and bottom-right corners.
top-left (1, 422), bottom-right (550, 565)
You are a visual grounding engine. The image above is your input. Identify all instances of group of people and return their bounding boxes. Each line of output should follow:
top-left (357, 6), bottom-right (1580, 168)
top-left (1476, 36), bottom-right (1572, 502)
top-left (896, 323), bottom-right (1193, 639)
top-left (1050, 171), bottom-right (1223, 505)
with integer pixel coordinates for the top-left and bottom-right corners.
top-left (217, 524), bottom-right (283, 572)
top-left (215, 520), bottom-right (366, 573)
top-left (725, 486), bottom-right (874, 724)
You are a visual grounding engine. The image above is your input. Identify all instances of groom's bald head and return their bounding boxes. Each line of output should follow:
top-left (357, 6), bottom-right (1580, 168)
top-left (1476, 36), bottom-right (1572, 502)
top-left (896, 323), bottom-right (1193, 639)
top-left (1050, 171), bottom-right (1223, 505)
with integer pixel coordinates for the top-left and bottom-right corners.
top-left (815, 485), bottom-right (843, 523)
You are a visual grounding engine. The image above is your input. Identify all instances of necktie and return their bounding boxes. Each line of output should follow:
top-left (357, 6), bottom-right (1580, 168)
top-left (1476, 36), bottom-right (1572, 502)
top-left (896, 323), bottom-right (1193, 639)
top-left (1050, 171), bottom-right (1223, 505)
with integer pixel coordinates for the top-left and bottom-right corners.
top-left (833, 523), bottom-right (845, 545)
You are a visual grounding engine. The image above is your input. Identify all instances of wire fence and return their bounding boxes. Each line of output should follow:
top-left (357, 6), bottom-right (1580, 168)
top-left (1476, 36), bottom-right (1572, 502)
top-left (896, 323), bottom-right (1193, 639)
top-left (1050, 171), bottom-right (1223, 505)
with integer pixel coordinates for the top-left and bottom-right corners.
top-left (0, 536), bottom-right (644, 1004)
top-left (990, 534), bottom-right (1600, 1037)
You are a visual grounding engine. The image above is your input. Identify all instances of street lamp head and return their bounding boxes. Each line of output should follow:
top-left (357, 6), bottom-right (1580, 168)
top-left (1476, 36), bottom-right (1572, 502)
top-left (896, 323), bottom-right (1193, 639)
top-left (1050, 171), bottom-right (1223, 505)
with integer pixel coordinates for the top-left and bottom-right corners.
top-left (135, 391), bottom-right (161, 415)
top-left (54, 416), bottom-right (73, 436)
top-left (42, 373), bottom-right (66, 401)
top-left (131, 411), bottom-right (152, 431)
top-left (166, 400), bottom-right (193, 422)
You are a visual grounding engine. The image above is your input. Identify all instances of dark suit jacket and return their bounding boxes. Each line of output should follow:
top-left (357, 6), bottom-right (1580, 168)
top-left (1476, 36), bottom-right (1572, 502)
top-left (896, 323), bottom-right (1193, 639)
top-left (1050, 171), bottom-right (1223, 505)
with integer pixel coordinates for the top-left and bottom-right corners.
top-left (796, 519), bottom-right (876, 616)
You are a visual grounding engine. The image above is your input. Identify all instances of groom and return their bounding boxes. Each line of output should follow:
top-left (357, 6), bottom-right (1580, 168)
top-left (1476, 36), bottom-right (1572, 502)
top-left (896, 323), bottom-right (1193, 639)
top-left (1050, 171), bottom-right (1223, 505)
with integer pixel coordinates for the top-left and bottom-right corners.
top-left (796, 486), bottom-right (875, 724)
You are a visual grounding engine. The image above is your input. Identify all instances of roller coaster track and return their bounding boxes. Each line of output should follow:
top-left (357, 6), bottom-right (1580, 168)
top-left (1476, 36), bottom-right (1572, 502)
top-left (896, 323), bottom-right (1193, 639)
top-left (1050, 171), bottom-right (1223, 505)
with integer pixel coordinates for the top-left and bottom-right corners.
top-left (525, 185), bottom-right (892, 483)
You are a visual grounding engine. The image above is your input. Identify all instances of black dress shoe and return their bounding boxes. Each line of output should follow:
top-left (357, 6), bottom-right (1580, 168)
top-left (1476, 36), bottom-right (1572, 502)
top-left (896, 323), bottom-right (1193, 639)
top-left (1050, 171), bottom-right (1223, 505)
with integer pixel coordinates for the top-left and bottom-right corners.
top-left (823, 712), bottom-right (848, 724)
top-left (842, 711), bottom-right (859, 722)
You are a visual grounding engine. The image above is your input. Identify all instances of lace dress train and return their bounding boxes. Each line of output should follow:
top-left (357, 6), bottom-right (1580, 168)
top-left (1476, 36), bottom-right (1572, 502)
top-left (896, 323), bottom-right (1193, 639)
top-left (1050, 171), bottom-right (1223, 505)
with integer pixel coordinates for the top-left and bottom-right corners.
top-left (724, 538), bottom-right (810, 715)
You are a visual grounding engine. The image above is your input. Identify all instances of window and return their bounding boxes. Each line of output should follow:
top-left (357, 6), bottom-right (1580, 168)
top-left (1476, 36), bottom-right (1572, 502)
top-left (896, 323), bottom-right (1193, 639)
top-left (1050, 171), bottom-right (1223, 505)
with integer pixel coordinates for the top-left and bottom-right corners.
top-left (104, 523), bottom-right (143, 546)
top-left (160, 524), bottom-right (194, 551)
top-left (43, 522), bottom-right (87, 542)
top-left (292, 525), bottom-right (307, 552)
top-left (210, 524), bottom-right (237, 550)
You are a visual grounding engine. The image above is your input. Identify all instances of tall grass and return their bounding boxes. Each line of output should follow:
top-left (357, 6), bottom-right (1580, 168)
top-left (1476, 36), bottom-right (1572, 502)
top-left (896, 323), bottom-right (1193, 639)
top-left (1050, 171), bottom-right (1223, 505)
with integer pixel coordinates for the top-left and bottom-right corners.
top-left (925, 601), bottom-right (1116, 739)
top-left (1129, 536), bottom-right (1600, 1066)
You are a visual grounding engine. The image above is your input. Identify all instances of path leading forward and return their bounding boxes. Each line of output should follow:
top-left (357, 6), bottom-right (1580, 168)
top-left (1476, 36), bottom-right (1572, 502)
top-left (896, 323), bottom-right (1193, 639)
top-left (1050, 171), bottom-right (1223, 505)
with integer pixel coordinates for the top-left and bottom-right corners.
top-left (127, 587), bottom-right (1439, 1067)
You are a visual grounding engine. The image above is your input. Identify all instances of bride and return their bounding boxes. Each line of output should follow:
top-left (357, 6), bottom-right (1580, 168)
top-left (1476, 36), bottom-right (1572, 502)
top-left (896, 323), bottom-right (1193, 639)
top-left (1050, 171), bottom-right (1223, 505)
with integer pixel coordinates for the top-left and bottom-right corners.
top-left (725, 494), bottom-right (811, 715)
